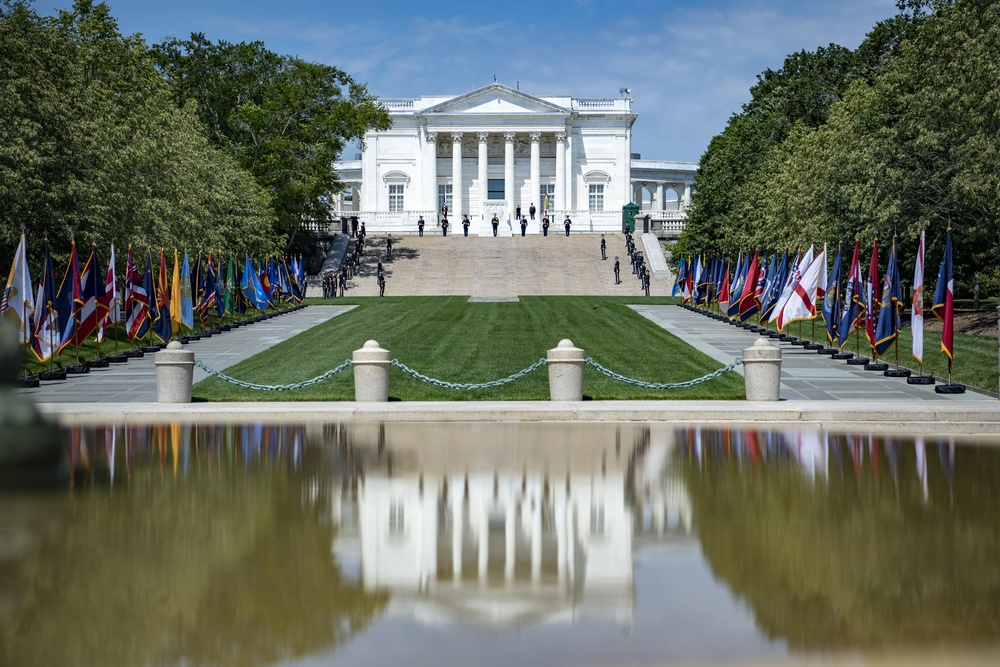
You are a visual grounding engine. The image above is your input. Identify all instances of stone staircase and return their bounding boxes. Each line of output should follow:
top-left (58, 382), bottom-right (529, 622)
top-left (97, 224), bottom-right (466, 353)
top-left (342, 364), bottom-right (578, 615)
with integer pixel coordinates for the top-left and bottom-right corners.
top-left (316, 234), bottom-right (676, 298)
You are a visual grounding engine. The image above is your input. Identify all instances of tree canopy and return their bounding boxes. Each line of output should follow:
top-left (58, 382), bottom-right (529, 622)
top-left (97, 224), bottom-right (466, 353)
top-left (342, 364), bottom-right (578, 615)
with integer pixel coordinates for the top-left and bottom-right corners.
top-left (678, 0), bottom-right (997, 295)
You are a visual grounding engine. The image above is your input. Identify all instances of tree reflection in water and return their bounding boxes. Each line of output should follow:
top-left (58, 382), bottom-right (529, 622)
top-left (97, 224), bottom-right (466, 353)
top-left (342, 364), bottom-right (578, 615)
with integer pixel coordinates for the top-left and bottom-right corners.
top-left (0, 424), bottom-right (387, 667)
top-left (680, 428), bottom-right (1000, 649)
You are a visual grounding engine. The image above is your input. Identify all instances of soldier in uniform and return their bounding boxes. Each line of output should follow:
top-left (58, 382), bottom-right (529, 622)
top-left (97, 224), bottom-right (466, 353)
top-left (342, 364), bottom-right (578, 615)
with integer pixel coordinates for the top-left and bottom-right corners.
top-left (376, 260), bottom-right (383, 276)
top-left (417, 216), bottom-right (425, 237)
top-left (643, 271), bottom-right (650, 296)
top-left (564, 216), bottom-right (572, 236)
top-left (386, 236), bottom-right (393, 260)
top-left (350, 216), bottom-right (358, 237)
top-left (520, 217), bottom-right (527, 236)
top-left (600, 234), bottom-right (606, 260)
top-left (529, 203), bottom-right (536, 220)
top-left (542, 217), bottom-right (549, 236)
top-left (491, 213), bottom-right (499, 237)
top-left (614, 257), bottom-right (620, 284)
top-left (441, 202), bottom-right (448, 220)
top-left (462, 215), bottom-right (470, 236)
top-left (339, 269), bottom-right (347, 297)
top-left (377, 271), bottom-right (385, 298)
top-left (515, 205), bottom-right (521, 221)
top-left (441, 217), bottom-right (449, 236)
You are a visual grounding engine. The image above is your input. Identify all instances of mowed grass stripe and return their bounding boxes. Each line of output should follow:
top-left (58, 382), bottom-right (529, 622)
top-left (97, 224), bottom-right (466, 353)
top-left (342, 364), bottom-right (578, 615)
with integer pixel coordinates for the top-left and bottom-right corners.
top-left (192, 297), bottom-right (745, 401)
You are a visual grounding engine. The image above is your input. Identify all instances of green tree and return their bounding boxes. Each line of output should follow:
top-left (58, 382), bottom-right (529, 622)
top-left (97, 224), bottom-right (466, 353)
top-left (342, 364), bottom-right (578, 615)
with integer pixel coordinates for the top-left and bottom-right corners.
top-left (152, 35), bottom-right (392, 252)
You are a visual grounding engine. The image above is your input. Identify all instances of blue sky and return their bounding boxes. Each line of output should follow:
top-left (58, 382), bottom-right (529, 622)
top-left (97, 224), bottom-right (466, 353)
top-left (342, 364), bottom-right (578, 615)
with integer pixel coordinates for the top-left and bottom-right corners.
top-left (36, 0), bottom-right (899, 163)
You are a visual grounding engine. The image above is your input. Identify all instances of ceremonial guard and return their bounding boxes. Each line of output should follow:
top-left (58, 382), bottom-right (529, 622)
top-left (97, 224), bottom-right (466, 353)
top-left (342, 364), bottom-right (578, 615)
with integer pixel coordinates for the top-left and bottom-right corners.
top-left (339, 269), bottom-right (347, 297)
top-left (441, 202), bottom-right (448, 220)
top-left (600, 234), bottom-right (606, 260)
top-left (376, 260), bottom-right (383, 276)
top-left (520, 217), bottom-right (527, 237)
top-left (441, 217), bottom-right (449, 236)
top-left (614, 257), bottom-right (620, 284)
top-left (491, 213), bottom-right (499, 237)
top-left (385, 236), bottom-right (393, 260)
top-left (564, 216), bottom-right (572, 236)
top-left (350, 216), bottom-right (358, 237)
top-left (417, 216), bottom-right (425, 237)
top-left (359, 221), bottom-right (366, 239)
top-left (515, 205), bottom-right (521, 221)
top-left (377, 271), bottom-right (385, 298)
top-left (529, 203), bottom-right (536, 220)
top-left (542, 217), bottom-right (549, 236)
top-left (462, 215), bottom-right (470, 237)
top-left (643, 272), bottom-right (650, 296)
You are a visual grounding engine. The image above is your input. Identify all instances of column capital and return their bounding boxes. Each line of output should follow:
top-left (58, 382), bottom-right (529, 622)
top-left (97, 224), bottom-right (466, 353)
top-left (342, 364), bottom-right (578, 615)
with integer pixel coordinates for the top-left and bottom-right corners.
top-left (451, 132), bottom-right (463, 143)
top-left (529, 132), bottom-right (542, 142)
top-left (476, 132), bottom-right (489, 143)
top-left (426, 131), bottom-right (438, 143)
top-left (555, 131), bottom-right (566, 143)
top-left (503, 132), bottom-right (517, 143)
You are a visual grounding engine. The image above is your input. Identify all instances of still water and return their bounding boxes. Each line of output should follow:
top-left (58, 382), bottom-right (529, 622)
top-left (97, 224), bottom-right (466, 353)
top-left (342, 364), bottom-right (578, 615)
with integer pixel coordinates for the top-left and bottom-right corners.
top-left (2, 422), bottom-right (999, 667)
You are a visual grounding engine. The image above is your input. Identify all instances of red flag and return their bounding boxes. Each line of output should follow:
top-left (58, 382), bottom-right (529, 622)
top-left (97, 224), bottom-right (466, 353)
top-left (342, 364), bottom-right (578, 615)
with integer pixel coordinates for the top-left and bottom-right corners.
top-left (865, 236), bottom-right (879, 347)
top-left (737, 252), bottom-right (760, 321)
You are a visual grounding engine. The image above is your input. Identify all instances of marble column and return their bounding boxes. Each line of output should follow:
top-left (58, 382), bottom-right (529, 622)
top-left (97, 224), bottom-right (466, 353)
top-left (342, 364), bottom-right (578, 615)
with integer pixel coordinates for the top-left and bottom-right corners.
top-left (554, 132), bottom-right (566, 212)
top-left (529, 132), bottom-right (541, 225)
top-left (655, 183), bottom-right (665, 210)
top-left (504, 132), bottom-right (515, 221)
top-left (477, 132), bottom-right (489, 218)
top-left (682, 183), bottom-right (692, 208)
top-left (426, 132), bottom-right (437, 212)
top-left (451, 133), bottom-right (463, 219)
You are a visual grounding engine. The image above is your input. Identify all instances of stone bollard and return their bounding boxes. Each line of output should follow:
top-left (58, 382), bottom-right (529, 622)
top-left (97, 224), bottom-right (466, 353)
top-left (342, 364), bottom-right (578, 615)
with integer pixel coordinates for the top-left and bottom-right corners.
top-left (353, 340), bottom-right (390, 402)
top-left (742, 338), bottom-right (782, 401)
top-left (547, 339), bottom-right (585, 401)
top-left (155, 341), bottom-right (195, 403)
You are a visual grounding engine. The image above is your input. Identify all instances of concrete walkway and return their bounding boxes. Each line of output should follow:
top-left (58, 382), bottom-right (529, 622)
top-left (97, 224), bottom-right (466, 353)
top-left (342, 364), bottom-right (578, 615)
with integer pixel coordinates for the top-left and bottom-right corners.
top-left (631, 305), bottom-right (994, 402)
top-left (21, 306), bottom-right (353, 403)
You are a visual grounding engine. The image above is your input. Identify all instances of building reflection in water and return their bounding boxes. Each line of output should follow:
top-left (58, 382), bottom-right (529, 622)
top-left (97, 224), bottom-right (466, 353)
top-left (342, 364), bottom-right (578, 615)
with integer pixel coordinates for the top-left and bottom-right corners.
top-left (41, 420), bottom-right (994, 652)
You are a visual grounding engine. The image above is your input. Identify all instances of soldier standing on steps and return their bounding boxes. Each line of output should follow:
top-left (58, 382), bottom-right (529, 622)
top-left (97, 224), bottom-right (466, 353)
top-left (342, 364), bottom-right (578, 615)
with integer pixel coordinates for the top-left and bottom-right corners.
top-left (529, 203), bottom-right (536, 220)
top-left (600, 234), bottom-right (606, 260)
top-left (463, 215), bottom-right (470, 237)
top-left (614, 256), bottom-right (620, 284)
top-left (441, 217), bottom-right (449, 236)
top-left (643, 271), bottom-right (650, 296)
top-left (385, 236), bottom-right (393, 260)
top-left (520, 217), bottom-right (527, 236)
top-left (542, 217), bottom-right (549, 236)
top-left (339, 269), bottom-right (347, 297)
top-left (417, 216), bottom-right (425, 237)
top-left (515, 204), bottom-right (521, 221)
top-left (491, 213), bottom-right (499, 237)
top-left (564, 216), bottom-right (572, 236)
top-left (378, 271), bottom-right (385, 298)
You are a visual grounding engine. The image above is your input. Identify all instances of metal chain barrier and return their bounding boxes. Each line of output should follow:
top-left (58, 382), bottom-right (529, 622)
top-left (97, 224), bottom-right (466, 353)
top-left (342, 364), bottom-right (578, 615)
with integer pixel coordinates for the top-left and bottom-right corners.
top-left (195, 359), bottom-right (353, 392)
top-left (585, 357), bottom-right (743, 390)
top-left (390, 358), bottom-right (548, 390)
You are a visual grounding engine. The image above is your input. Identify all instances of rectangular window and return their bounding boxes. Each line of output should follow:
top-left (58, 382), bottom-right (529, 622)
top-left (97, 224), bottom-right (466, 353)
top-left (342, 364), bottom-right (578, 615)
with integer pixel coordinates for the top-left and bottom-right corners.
top-left (588, 184), bottom-right (604, 212)
top-left (388, 184), bottom-right (404, 212)
top-left (437, 184), bottom-right (452, 211)
top-left (487, 178), bottom-right (505, 200)
top-left (539, 184), bottom-right (555, 211)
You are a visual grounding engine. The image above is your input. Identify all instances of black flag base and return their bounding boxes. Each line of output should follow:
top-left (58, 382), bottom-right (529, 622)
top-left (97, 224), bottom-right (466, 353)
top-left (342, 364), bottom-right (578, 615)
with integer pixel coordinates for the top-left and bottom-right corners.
top-left (15, 377), bottom-right (40, 389)
top-left (790, 339), bottom-right (808, 346)
top-left (108, 353), bottom-right (128, 364)
top-left (39, 369), bottom-right (67, 381)
top-left (818, 348), bottom-right (840, 355)
top-left (884, 368), bottom-right (911, 378)
top-left (935, 383), bottom-right (966, 394)
top-left (65, 364), bottom-right (90, 374)
top-left (864, 361), bottom-right (889, 371)
top-left (803, 343), bottom-right (823, 350)
top-left (831, 352), bottom-right (853, 359)
top-left (86, 358), bottom-right (110, 369)
top-left (907, 375), bottom-right (935, 385)
top-left (846, 357), bottom-right (869, 365)
top-left (124, 349), bottom-right (144, 358)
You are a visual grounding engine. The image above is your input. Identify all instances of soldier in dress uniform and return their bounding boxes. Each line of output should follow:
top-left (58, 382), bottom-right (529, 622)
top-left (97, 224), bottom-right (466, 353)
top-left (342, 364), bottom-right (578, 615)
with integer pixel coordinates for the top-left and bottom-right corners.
top-left (515, 205), bottom-right (521, 221)
top-left (385, 236), bottom-right (393, 260)
top-left (377, 272), bottom-right (385, 298)
top-left (462, 215), bottom-right (470, 236)
top-left (417, 216), bottom-right (425, 237)
top-left (614, 257), bottom-right (620, 284)
top-left (600, 234), bottom-right (606, 260)
top-left (643, 272), bottom-right (650, 296)
top-left (520, 217), bottom-right (527, 236)
top-left (339, 269), bottom-right (347, 297)
top-left (564, 216), bottom-right (572, 236)
top-left (491, 213), bottom-right (499, 237)
top-left (529, 203), bottom-right (536, 220)
top-left (441, 217), bottom-right (449, 236)
top-left (542, 217), bottom-right (549, 236)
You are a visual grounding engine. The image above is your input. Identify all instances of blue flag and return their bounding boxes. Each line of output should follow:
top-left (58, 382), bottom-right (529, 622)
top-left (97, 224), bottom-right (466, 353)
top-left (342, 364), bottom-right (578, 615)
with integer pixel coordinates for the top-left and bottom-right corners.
top-left (821, 244), bottom-right (843, 344)
top-left (874, 237), bottom-right (901, 356)
top-left (180, 251), bottom-right (194, 330)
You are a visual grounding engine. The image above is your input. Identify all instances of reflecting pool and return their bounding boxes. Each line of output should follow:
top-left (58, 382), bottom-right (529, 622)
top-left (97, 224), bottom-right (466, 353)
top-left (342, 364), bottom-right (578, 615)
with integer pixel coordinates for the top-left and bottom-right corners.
top-left (2, 423), bottom-right (1000, 667)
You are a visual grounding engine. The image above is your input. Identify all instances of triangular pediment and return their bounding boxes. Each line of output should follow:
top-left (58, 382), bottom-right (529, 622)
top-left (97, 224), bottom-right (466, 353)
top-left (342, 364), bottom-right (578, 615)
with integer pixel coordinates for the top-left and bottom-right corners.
top-left (420, 83), bottom-right (569, 116)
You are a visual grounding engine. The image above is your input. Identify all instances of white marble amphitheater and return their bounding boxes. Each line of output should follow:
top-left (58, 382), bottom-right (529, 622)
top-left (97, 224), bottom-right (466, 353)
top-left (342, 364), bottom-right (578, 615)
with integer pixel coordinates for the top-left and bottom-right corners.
top-left (332, 82), bottom-right (697, 237)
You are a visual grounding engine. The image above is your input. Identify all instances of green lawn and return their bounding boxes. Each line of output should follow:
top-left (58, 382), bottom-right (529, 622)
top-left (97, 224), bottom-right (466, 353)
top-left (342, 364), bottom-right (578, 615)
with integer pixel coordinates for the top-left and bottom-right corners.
top-left (193, 296), bottom-right (746, 401)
